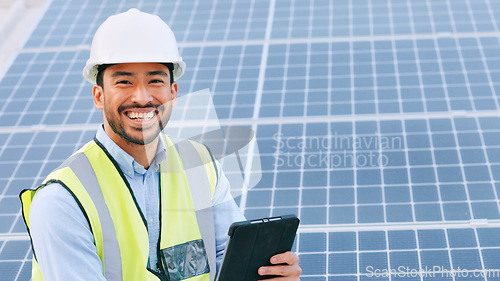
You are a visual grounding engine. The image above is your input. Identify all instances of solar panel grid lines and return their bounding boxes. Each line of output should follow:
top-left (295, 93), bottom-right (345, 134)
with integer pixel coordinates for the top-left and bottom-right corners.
top-left (296, 225), bottom-right (500, 278)
top-left (1, 0), bottom-right (500, 280)
top-left (237, 0), bottom-right (275, 212)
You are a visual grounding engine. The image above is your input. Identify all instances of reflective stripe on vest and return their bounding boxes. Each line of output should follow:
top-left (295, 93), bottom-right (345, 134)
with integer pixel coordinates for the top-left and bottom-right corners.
top-left (170, 137), bottom-right (216, 281)
top-left (62, 152), bottom-right (123, 280)
top-left (20, 135), bottom-right (217, 281)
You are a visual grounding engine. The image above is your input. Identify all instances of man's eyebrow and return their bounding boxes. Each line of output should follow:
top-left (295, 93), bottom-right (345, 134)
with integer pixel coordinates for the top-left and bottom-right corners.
top-left (147, 71), bottom-right (169, 77)
top-left (111, 71), bottom-right (134, 77)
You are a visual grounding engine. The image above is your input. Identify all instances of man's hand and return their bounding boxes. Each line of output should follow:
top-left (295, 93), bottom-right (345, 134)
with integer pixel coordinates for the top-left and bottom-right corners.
top-left (258, 251), bottom-right (301, 280)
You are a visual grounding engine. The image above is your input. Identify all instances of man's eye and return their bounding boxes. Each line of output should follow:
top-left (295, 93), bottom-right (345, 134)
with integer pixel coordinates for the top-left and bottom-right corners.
top-left (150, 79), bottom-right (164, 84)
top-left (116, 80), bottom-right (131, 84)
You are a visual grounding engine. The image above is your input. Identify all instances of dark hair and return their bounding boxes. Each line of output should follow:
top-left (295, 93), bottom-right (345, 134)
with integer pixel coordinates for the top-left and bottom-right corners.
top-left (96, 63), bottom-right (175, 88)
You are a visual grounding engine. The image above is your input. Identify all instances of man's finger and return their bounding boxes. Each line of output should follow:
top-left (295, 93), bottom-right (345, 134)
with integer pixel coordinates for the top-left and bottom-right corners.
top-left (258, 264), bottom-right (301, 277)
top-left (270, 251), bottom-right (300, 265)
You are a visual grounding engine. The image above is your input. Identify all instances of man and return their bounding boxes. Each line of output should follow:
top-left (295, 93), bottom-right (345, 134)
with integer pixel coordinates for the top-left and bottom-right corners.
top-left (20, 8), bottom-right (301, 281)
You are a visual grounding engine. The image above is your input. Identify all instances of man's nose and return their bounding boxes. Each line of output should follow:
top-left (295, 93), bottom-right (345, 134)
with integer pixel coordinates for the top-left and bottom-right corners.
top-left (131, 84), bottom-right (153, 104)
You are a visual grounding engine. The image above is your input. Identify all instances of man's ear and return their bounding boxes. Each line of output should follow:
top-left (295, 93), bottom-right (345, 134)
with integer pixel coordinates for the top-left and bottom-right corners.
top-left (93, 85), bottom-right (104, 109)
top-left (171, 81), bottom-right (178, 107)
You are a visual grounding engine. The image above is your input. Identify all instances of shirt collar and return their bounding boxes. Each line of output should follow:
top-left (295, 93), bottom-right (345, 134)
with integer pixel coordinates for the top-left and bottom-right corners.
top-left (95, 125), bottom-right (167, 178)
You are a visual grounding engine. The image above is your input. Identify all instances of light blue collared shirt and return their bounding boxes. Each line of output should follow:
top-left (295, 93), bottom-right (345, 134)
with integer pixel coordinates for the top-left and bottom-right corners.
top-left (29, 126), bottom-right (245, 280)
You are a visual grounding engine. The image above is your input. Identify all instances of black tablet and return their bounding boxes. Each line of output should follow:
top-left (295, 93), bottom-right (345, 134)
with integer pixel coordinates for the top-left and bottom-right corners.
top-left (216, 214), bottom-right (300, 281)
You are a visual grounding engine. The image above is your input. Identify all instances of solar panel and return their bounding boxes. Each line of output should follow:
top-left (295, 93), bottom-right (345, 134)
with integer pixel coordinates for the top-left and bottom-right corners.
top-left (1, 0), bottom-right (500, 280)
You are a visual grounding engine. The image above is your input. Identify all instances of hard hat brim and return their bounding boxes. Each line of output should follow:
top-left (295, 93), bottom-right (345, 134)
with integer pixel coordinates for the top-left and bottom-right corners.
top-left (83, 60), bottom-right (186, 85)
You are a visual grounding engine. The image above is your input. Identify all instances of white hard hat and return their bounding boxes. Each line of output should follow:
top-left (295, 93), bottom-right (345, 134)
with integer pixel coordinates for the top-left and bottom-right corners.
top-left (82, 8), bottom-right (185, 84)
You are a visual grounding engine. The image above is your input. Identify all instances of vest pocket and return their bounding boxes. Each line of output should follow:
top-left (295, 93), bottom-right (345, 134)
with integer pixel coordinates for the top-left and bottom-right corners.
top-left (160, 239), bottom-right (210, 281)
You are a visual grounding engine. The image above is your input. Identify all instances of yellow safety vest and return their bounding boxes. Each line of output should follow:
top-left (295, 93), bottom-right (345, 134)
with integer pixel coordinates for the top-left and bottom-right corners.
top-left (20, 134), bottom-right (218, 281)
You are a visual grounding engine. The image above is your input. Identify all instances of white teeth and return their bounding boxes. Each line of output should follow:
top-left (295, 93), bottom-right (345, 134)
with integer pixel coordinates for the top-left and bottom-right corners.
top-left (127, 111), bottom-right (154, 121)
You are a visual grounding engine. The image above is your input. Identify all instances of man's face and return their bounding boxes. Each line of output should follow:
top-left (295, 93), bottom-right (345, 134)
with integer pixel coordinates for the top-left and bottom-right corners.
top-left (93, 63), bottom-right (177, 147)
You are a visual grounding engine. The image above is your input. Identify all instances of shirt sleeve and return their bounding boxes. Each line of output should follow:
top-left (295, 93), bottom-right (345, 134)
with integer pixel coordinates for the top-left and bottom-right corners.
top-left (211, 159), bottom-right (246, 272)
top-left (29, 182), bottom-right (106, 281)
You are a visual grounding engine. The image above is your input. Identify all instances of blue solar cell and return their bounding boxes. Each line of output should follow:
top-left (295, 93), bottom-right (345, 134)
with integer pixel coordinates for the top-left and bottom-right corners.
top-left (406, 135), bottom-right (431, 149)
top-left (484, 134), bottom-right (500, 147)
top-left (388, 230), bottom-right (416, 250)
top-left (300, 253), bottom-right (327, 275)
top-left (246, 190), bottom-right (272, 207)
top-left (457, 132), bottom-right (483, 147)
top-left (451, 249), bottom-right (482, 270)
top-left (0, 261), bottom-right (22, 280)
top-left (418, 229), bottom-right (447, 249)
top-left (443, 203), bottom-right (471, 221)
top-left (23, 146), bottom-right (50, 161)
top-left (302, 171), bottom-right (328, 187)
top-left (464, 165), bottom-right (491, 182)
top-left (329, 206), bottom-right (355, 224)
top-left (359, 231), bottom-right (386, 251)
top-left (389, 251), bottom-right (419, 270)
top-left (329, 232), bottom-right (356, 252)
top-left (357, 170), bottom-right (382, 186)
top-left (479, 117), bottom-right (500, 130)
top-left (386, 204), bottom-right (413, 222)
top-left (493, 165), bottom-right (500, 181)
top-left (358, 205), bottom-right (384, 223)
top-left (0, 216), bottom-right (15, 233)
top-left (437, 167), bottom-right (464, 183)
top-left (380, 121), bottom-right (403, 133)
top-left (355, 121), bottom-right (378, 135)
top-left (253, 172), bottom-right (273, 189)
top-left (359, 252), bottom-right (388, 275)
top-left (329, 253), bottom-right (357, 275)
top-left (48, 145), bottom-right (76, 161)
top-left (475, 228), bottom-right (500, 248)
top-left (330, 170), bottom-right (354, 186)
top-left (410, 167), bottom-right (436, 184)
top-left (440, 184), bottom-right (467, 201)
top-left (408, 151), bottom-right (433, 165)
top-left (0, 147), bottom-right (26, 162)
top-left (276, 171), bottom-right (301, 188)
top-left (427, 100), bottom-right (449, 112)
top-left (360, 275), bottom-right (389, 281)
top-left (431, 133), bottom-right (457, 148)
top-left (244, 208), bottom-right (270, 220)
top-left (330, 122), bottom-right (353, 135)
top-left (299, 233), bottom-right (327, 252)
top-left (447, 229), bottom-right (477, 248)
top-left (14, 162), bottom-right (42, 178)
top-left (331, 104), bottom-right (352, 115)
top-left (420, 250), bottom-right (451, 270)
top-left (0, 197), bottom-right (20, 214)
top-left (301, 277), bottom-right (326, 281)
top-left (301, 189), bottom-right (327, 206)
top-left (0, 241), bottom-right (30, 260)
top-left (467, 183), bottom-right (496, 200)
top-left (471, 202), bottom-right (500, 220)
top-left (301, 207), bottom-right (327, 225)
top-left (8, 133), bottom-right (34, 146)
top-left (383, 168), bottom-right (409, 184)
top-left (273, 190), bottom-right (299, 207)
top-left (434, 149), bottom-right (460, 165)
top-left (481, 249), bottom-right (500, 270)
top-left (357, 187), bottom-right (383, 204)
top-left (330, 188), bottom-right (354, 205)
top-left (17, 262), bottom-right (32, 281)
top-left (384, 151), bottom-right (407, 167)
top-left (429, 119), bottom-right (453, 132)
top-left (271, 207), bottom-right (298, 218)
top-left (415, 203), bottom-right (443, 222)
